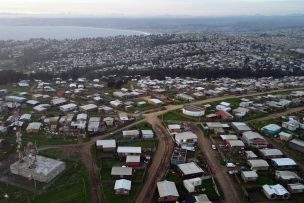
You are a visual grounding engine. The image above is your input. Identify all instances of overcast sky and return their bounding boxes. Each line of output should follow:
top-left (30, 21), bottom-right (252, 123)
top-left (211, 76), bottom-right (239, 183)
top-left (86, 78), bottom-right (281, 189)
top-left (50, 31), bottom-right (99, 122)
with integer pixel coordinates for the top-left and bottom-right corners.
top-left (0, 0), bottom-right (303, 17)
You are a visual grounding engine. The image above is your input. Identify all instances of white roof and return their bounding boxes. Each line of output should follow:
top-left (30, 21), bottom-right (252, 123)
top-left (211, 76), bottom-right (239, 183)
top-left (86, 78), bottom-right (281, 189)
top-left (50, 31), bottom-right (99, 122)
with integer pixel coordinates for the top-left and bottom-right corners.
top-left (26, 122), bottom-right (42, 130)
top-left (126, 155), bottom-right (141, 163)
top-left (241, 170), bottom-right (258, 178)
top-left (149, 98), bottom-right (162, 104)
top-left (123, 130), bottom-right (140, 136)
top-left (248, 159), bottom-right (269, 167)
top-left (80, 104), bottom-right (97, 110)
top-left (259, 148), bottom-right (283, 157)
top-left (262, 124), bottom-right (281, 132)
top-left (111, 167), bottom-right (132, 176)
top-left (288, 183), bottom-right (304, 190)
top-left (117, 147), bottom-right (141, 154)
top-left (220, 135), bottom-right (238, 140)
top-left (178, 162), bottom-right (204, 175)
top-left (168, 124), bottom-right (181, 130)
top-left (141, 130), bottom-right (154, 135)
top-left (227, 140), bottom-right (245, 147)
top-left (272, 158), bottom-right (297, 166)
top-left (114, 179), bottom-right (131, 190)
top-left (231, 122), bottom-right (251, 131)
top-left (175, 131), bottom-right (197, 141)
top-left (279, 131), bottom-right (292, 137)
top-left (157, 180), bottom-right (179, 198)
top-left (263, 184), bottom-right (289, 196)
top-left (96, 140), bottom-right (116, 148)
top-left (60, 103), bottom-right (77, 109)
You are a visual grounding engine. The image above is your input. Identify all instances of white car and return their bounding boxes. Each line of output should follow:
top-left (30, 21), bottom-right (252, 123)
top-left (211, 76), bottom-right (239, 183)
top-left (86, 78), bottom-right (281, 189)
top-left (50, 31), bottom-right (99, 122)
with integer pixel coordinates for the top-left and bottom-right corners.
top-left (211, 144), bottom-right (216, 150)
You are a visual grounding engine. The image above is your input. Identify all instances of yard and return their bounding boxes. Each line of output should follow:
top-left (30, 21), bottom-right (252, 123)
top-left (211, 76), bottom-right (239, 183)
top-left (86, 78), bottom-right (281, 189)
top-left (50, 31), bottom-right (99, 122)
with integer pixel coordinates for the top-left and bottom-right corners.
top-left (0, 148), bottom-right (91, 203)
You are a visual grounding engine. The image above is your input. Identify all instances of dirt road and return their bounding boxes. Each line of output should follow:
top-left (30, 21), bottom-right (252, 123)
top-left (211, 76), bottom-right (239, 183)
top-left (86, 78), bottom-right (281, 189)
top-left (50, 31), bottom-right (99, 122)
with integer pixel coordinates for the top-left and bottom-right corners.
top-left (191, 124), bottom-right (242, 203)
top-left (135, 117), bottom-right (174, 203)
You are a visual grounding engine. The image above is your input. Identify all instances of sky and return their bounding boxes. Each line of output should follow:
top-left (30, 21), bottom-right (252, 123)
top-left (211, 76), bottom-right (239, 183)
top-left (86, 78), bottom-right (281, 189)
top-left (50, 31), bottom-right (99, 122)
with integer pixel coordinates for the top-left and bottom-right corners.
top-left (0, 0), bottom-right (303, 17)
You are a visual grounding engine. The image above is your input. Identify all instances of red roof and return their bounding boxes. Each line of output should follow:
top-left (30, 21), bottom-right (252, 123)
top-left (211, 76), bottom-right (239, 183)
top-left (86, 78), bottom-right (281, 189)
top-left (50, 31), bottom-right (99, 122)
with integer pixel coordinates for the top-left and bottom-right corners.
top-left (216, 110), bottom-right (233, 119)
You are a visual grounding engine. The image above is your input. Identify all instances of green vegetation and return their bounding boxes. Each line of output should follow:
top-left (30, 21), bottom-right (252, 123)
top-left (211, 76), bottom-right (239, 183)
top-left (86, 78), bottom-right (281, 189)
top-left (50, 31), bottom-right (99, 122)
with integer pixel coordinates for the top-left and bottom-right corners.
top-left (161, 109), bottom-right (199, 122)
top-left (201, 178), bottom-right (220, 200)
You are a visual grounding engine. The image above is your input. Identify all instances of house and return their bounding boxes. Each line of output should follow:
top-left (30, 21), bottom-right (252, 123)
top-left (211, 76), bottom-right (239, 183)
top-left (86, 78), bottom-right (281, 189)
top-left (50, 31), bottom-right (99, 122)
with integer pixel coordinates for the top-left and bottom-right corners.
top-left (80, 104), bottom-right (98, 112)
top-left (194, 194), bottom-right (212, 203)
top-left (88, 117), bottom-right (101, 132)
top-left (247, 159), bottom-right (269, 171)
top-left (111, 167), bottom-right (133, 179)
top-left (0, 126), bottom-right (8, 134)
top-left (19, 114), bottom-right (31, 121)
top-left (233, 107), bottom-right (250, 118)
top-left (287, 183), bottom-right (304, 194)
top-left (5, 96), bottom-right (26, 103)
top-left (215, 110), bottom-right (234, 120)
top-left (26, 100), bottom-right (40, 106)
top-left (175, 131), bottom-right (197, 147)
top-left (157, 180), bottom-right (179, 202)
top-left (171, 147), bottom-right (187, 165)
top-left (183, 177), bottom-right (202, 193)
top-left (33, 104), bottom-right (50, 112)
top-left (262, 184), bottom-right (290, 200)
top-left (245, 151), bottom-right (258, 159)
top-left (259, 149), bottom-right (284, 159)
top-left (226, 140), bottom-right (245, 149)
top-left (122, 130), bottom-right (140, 138)
top-left (117, 147), bottom-right (141, 157)
top-left (137, 101), bottom-right (147, 107)
top-left (275, 170), bottom-right (301, 183)
top-left (271, 158), bottom-right (297, 170)
top-left (126, 155), bottom-right (141, 167)
top-left (220, 135), bottom-right (238, 141)
top-left (119, 113), bottom-right (129, 123)
top-left (289, 139), bottom-right (304, 153)
top-left (114, 179), bottom-right (131, 195)
top-left (96, 140), bottom-right (116, 152)
top-left (77, 113), bottom-right (87, 121)
top-left (168, 124), bottom-right (181, 134)
top-left (231, 122), bottom-right (251, 134)
top-left (282, 119), bottom-right (300, 131)
top-left (241, 171), bottom-right (258, 182)
top-left (176, 93), bottom-right (194, 102)
top-left (261, 124), bottom-right (281, 136)
top-left (279, 132), bottom-right (293, 141)
top-left (242, 131), bottom-right (268, 148)
top-left (141, 130), bottom-right (154, 139)
top-left (103, 117), bottom-right (114, 126)
top-left (177, 162), bottom-right (204, 178)
top-left (26, 122), bottom-right (42, 133)
top-left (148, 98), bottom-right (163, 106)
top-left (60, 103), bottom-right (77, 112)
top-left (51, 97), bottom-right (66, 106)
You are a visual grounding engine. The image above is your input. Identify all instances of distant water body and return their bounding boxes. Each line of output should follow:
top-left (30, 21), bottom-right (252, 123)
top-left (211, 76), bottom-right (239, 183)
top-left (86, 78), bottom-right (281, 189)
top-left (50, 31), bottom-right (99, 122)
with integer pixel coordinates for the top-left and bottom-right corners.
top-left (0, 25), bottom-right (150, 40)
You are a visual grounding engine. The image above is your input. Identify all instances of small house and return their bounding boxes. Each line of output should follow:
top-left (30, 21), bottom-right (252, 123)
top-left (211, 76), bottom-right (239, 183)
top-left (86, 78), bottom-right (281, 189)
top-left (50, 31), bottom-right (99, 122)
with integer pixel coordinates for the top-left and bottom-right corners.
top-left (126, 155), bottom-right (141, 167)
top-left (114, 179), bottom-right (131, 195)
top-left (271, 158), bottom-right (297, 170)
top-left (141, 130), bottom-right (154, 139)
top-left (111, 167), bottom-right (133, 179)
top-left (247, 159), bottom-right (269, 171)
top-left (241, 171), bottom-right (258, 182)
top-left (96, 140), bottom-right (116, 152)
top-left (157, 180), bottom-right (179, 202)
top-left (177, 162), bottom-right (204, 178)
top-left (262, 184), bottom-right (290, 200)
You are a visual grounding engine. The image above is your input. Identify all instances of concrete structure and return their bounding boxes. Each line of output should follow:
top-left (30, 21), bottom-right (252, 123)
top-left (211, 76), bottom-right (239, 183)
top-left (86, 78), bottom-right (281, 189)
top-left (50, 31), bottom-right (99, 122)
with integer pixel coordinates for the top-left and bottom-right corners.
top-left (157, 180), bottom-right (179, 202)
top-left (182, 105), bottom-right (205, 117)
top-left (175, 131), bottom-right (197, 147)
top-left (10, 155), bottom-right (66, 183)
